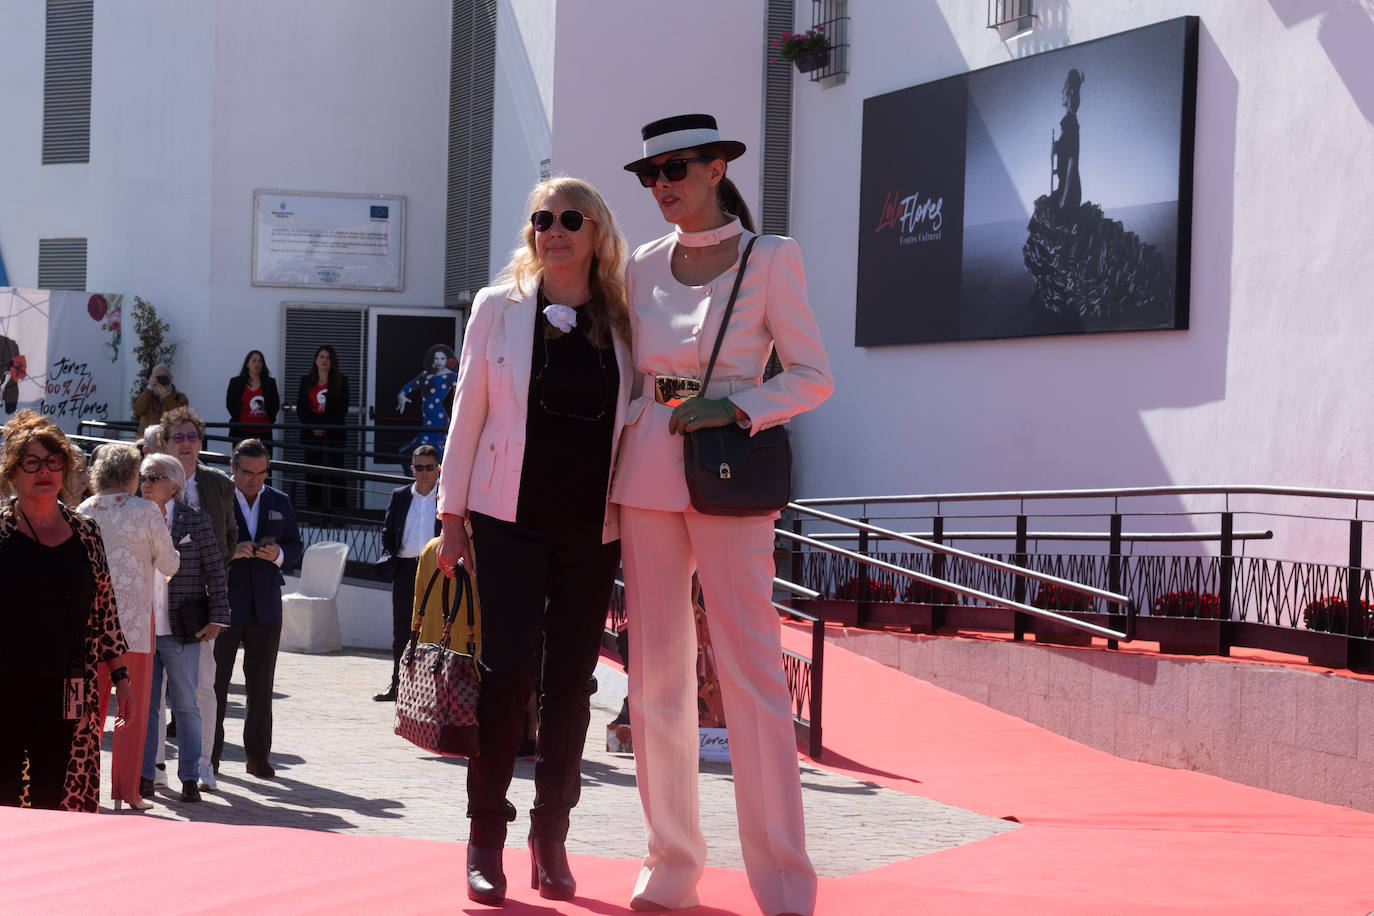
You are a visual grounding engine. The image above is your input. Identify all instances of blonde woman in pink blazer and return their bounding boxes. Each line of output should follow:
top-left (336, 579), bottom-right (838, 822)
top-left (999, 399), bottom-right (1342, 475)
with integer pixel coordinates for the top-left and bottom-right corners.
top-left (613, 114), bottom-right (833, 916)
top-left (437, 177), bottom-right (634, 907)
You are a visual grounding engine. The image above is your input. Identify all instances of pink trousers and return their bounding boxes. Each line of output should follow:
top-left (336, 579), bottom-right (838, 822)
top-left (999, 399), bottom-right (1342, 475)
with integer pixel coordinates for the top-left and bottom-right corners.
top-left (621, 505), bottom-right (816, 916)
top-left (95, 650), bottom-right (154, 806)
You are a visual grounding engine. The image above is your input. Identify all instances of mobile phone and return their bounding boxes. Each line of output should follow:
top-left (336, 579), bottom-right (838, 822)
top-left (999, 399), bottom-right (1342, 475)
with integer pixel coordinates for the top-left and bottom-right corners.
top-left (258, 535), bottom-right (277, 547)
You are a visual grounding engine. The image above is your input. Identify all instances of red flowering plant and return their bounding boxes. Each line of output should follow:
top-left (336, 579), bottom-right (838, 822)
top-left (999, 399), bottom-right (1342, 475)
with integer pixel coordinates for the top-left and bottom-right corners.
top-left (1302, 596), bottom-right (1374, 635)
top-left (903, 580), bottom-right (957, 604)
top-left (1153, 590), bottom-right (1222, 618)
top-left (770, 26), bottom-right (828, 64)
top-left (1032, 583), bottom-right (1096, 612)
top-left (834, 575), bottom-right (896, 602)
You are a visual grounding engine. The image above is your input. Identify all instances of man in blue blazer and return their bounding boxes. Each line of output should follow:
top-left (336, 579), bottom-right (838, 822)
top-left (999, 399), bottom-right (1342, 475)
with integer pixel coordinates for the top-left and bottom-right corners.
top-left (212, 438), bottom-right (304, 779)
top-left (374, 444), bottom-right (442, 701)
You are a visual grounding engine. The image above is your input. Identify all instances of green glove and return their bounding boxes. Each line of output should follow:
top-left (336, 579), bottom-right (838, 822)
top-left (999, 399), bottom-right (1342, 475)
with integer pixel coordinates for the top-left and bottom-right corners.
top-left (668, 397), bottom-right (740, 435)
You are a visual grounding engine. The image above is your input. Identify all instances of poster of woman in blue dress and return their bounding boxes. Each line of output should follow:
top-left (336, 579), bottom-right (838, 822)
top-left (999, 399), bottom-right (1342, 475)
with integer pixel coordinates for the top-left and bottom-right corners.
top-left (395, 343), bottom-right (456, 461)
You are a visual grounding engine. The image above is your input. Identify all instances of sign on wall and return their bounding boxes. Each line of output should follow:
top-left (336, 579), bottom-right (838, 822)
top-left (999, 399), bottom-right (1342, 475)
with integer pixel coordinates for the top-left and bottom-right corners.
top-left (856, 17), bottom-right (1198, 345)
top-left (0, 288), bottom-right (123, 432)
top-left (253, 190), bottom-right (406, 291)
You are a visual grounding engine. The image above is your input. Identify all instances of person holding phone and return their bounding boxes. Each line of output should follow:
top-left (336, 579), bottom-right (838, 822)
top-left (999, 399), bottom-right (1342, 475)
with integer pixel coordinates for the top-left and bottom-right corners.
top-left (132, 364), bottom-right (188, 435)
top-left (213, 438), bottom-right (303, 780)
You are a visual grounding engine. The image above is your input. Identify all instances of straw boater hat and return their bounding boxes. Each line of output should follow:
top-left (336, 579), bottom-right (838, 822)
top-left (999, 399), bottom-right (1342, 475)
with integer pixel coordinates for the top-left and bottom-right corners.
top-left (623, 113), bottom-right (747, 172)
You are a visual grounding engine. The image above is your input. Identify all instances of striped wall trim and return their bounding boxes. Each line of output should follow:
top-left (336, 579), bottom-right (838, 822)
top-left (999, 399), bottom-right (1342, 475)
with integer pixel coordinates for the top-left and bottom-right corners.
top-left (43, 0), bottom-right (93, 165)
top-left (444, 0), bottom-right (498, 308)
top-left (761, 0), bottom-right (795, 237)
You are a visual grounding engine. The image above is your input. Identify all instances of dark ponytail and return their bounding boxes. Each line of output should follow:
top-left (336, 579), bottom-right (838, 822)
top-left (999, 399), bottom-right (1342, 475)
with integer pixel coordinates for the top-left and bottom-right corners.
top-left (717, 177), bottom-right (756, 233)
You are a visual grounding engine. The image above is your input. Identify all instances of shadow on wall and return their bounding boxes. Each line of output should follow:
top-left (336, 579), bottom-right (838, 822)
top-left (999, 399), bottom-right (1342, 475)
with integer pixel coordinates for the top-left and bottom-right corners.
top-left (1006, 0), bottom-right (1070, 59)
top-left (1269, 0), bottom-right (1374, 123)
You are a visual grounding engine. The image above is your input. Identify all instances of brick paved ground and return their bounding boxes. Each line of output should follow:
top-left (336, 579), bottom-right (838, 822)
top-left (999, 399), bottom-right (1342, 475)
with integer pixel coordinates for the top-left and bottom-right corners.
top-left (101, 649), bottom-right (1016, 878)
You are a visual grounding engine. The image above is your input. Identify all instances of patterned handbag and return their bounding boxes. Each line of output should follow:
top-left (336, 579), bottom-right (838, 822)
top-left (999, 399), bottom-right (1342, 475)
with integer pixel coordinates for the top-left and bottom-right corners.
top-left (394, 564), bottom-right (481, 758)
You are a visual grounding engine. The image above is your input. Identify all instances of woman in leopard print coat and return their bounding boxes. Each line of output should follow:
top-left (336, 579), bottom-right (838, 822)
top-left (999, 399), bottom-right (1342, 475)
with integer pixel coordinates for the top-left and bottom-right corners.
top-left (0, 411), bottom-right (130, 812)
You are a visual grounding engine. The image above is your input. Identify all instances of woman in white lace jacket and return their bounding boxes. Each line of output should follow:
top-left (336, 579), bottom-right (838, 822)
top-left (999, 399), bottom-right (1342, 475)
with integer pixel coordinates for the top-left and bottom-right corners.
top-left (78, 443), bottom-right (179, 810)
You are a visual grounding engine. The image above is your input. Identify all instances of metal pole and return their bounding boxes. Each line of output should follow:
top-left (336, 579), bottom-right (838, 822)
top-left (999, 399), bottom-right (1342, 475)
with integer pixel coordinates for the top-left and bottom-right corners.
top-left (1108, 514), bottom-right (1122, 650)
top-left (1348, 519), bottom-right (1363, 639)
top-left (1013, 515), bottom-right (1028, 641)
top-left (809, 617), bottom-right (824, 759)
top-left (1219, 512), bottom-right (1234, 620)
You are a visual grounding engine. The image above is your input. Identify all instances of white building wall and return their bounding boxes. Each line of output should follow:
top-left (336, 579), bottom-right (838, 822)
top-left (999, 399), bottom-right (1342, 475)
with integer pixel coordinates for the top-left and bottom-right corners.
top-left (785, 1), bottom-right (1374, 522)
top-left (205, 1), bottom-right (450, 416)
top-left (0, 2), bottom-right (218, 404)
top-left (489, 0), bottom-right (557, 278)
top-left (548, 0), bottom-right (765, 256)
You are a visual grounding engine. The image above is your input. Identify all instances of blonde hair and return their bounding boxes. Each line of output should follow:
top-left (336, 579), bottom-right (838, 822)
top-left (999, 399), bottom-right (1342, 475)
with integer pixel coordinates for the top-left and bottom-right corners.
top-left (0, 409), bottom-right (87, 504)
top-left (496, 177), bottom-right (630, 349)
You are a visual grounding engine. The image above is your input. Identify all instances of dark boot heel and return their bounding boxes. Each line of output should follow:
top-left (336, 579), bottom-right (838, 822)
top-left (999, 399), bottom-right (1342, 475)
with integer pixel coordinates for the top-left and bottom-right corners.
top-left (528, 835), bottom-right (576, 901)
top-left (466, 846), bottom-right (507, 906)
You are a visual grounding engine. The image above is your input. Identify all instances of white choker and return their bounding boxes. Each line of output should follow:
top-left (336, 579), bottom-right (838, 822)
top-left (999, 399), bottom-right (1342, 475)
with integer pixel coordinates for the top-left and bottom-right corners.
top-left (675, 218), bottom-right (743, 248)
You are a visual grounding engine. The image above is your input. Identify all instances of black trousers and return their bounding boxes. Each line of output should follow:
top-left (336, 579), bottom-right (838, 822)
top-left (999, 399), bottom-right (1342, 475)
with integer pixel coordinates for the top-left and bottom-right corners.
top-left (389, 556), bottom-right (420, 690)
top-left (0, 679), bottom-right (76, 809)
top-left (465, 512), bottom-right (620, 847)
top-left (212, 620), bottom-right (282, 764)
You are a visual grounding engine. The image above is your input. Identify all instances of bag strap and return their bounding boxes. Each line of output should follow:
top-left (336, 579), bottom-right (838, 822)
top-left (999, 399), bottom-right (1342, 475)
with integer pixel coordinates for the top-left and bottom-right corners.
top-left (699, 234), bottom-right (762, 390)
top-left (409, 563), bottom-right (478, 657)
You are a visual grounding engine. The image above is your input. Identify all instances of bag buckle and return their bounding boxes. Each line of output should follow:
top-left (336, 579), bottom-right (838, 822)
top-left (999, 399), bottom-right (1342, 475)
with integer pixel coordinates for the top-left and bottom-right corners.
top-left (719, 462), bottom-right (731, 479)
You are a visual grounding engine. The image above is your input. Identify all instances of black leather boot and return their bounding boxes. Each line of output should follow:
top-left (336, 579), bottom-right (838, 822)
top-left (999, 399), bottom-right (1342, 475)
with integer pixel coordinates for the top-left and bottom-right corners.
top-left (528, 835), bottom-right (576, 901)
top-left (466, 846), bottom-right (507, 906)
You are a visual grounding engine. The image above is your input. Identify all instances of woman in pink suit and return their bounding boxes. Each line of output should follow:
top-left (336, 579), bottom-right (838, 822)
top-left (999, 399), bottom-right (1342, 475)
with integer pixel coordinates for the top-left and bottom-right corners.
top-left (436, 177), bottom-right (635, 906)
top-left (613, 114), bottom-right (834, 916)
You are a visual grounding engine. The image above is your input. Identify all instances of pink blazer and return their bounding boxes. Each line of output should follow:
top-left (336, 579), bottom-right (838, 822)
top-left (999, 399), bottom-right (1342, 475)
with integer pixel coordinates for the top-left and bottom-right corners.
top-left (610, 231), bottom-right (834, 512)
top-left (437, 282), bottom-right (634, 544)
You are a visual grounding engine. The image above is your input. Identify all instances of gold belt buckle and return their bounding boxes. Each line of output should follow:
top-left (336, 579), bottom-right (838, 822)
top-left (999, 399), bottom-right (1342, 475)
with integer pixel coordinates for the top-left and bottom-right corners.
top-left (655, 375), bottom-right (701, 407)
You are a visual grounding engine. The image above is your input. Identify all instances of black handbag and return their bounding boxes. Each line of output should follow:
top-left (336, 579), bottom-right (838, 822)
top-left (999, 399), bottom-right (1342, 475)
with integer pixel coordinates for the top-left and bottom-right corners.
top-left (682, 235), bottom-right (793, 517)
top-left (394, 565), bottom-right (481, 758)
top-left (176, 596), bottom-right (211, 644)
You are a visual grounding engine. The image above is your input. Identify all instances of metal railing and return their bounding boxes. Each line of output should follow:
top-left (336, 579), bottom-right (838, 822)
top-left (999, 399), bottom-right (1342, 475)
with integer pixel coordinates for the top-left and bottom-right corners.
top-left (784, 502), bottom-right (1137, 642)
top-left (787, 485), bottom-right (1374, 669)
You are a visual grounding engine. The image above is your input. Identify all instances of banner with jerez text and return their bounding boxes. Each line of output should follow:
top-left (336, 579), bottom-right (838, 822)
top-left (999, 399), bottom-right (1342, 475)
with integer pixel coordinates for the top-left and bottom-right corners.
top-left (0, 288), bottom-right (123, 433)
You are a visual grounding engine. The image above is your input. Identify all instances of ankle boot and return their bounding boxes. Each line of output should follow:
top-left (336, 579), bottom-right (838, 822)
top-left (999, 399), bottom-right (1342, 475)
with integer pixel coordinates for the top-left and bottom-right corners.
top-left (466, 846), bottom-right (506, 906)
top-left (528, 835), bottom-right (576, 901)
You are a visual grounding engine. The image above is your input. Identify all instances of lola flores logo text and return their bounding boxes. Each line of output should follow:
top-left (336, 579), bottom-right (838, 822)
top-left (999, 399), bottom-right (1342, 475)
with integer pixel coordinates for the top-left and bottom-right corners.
top-left (874, 189), bottom-right (944, 244)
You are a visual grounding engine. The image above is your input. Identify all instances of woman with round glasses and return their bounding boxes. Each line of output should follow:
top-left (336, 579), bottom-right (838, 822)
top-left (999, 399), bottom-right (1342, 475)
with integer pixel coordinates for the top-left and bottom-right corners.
top-left (613, 114), bottom-right (833, 916)
top-left (135, 453), bottom-right (229, 804)
top-left (436, 176), bottom-right (634, 906)
top-left (0, 410), bottom-right (134, 811)
top-left (78, 443), bottom-right (181, 811)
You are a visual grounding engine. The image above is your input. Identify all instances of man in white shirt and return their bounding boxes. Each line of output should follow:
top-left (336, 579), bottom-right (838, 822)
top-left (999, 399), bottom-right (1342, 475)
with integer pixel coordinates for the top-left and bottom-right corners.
top-left (374, 445), bottom-right (442, 701)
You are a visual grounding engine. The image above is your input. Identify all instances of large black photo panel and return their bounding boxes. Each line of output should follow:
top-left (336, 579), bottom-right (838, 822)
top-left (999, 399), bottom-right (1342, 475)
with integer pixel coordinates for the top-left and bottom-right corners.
top-left (855, 17), bottom-right (1198, 346)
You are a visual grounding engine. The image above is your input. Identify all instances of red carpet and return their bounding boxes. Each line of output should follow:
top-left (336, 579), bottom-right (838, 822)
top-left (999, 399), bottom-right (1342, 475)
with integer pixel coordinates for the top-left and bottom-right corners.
top-left (7, 629), bottom-right (1374, 914)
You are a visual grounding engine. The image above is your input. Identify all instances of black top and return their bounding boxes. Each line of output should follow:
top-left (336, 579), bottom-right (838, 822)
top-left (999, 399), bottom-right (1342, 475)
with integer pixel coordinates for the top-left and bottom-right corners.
top-left (516, 294), bottom-right (618, 542)
top-left (0, 531), bottom-right (94, 679)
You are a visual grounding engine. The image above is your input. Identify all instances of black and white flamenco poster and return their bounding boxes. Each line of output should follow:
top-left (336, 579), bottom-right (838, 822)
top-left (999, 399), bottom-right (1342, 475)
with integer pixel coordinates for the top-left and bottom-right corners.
top-left (855, 17), bottom-right (1198, 346)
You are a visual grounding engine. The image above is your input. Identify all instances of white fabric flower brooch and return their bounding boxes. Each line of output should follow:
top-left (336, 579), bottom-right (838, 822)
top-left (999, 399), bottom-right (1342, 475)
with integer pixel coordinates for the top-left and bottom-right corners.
top-left (543, 303), bottom-right (578, 339)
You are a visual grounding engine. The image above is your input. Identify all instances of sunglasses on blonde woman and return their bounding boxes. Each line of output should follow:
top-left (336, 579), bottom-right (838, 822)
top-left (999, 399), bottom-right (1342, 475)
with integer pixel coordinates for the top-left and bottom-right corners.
top-left (530, 209), bottom-right (591, 233)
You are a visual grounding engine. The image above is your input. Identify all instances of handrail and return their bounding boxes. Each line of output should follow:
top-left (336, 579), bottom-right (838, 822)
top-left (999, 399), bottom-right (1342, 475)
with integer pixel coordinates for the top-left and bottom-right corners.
top-left (794, 483), bottom-right (1374, 505)
top-left (777, 526), bottom-right (1136, 642)
top-left (775, 577), bottom-right (821, 599)
top-left (784, 503), bottom-right (1136, 641)
top-left (805, 529), bottom-right (1273, 544)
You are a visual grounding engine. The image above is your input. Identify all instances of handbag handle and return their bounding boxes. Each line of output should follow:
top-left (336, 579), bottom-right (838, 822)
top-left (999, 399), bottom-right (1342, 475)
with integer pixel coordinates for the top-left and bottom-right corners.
top-left (410, 564), bottom-right (477, 659)
top-left (699, 234), bottom-right (761, 391)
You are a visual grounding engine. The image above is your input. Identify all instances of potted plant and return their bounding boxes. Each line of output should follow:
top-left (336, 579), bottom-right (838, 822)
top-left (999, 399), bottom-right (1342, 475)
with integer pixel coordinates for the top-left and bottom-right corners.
top-left (1153, 590), bottom-right (1222, 619)
top-left (771, 26), bottom-right (831, 74)
top-left (1303, 595), bottom-right (1374, 635)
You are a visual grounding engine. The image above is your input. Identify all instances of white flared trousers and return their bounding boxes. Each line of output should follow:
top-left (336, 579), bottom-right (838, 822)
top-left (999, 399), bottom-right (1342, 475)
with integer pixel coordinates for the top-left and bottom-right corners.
top-left (621, 505), bottom-right (816, 916)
